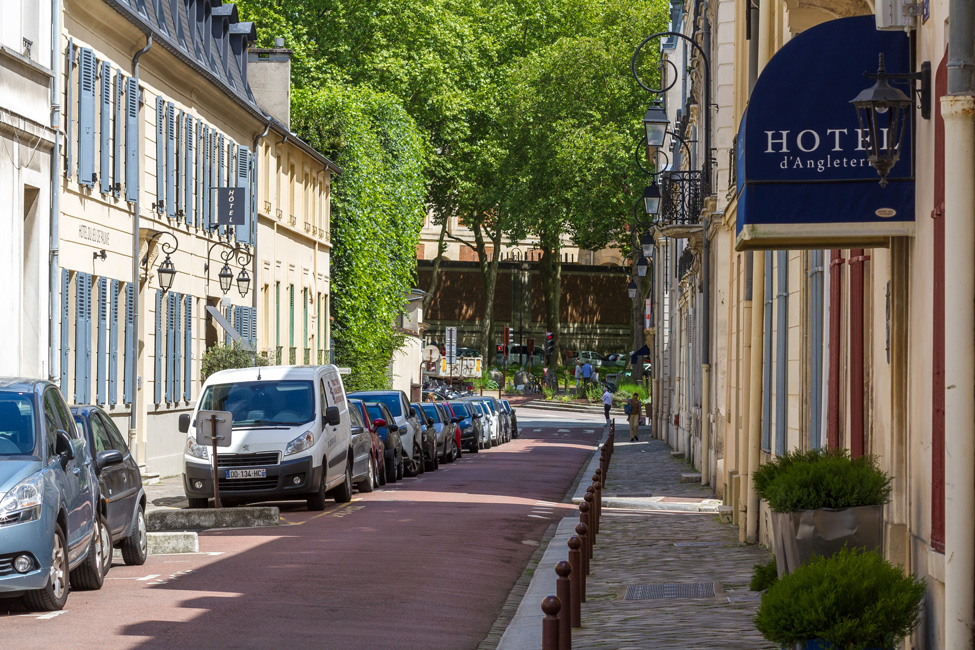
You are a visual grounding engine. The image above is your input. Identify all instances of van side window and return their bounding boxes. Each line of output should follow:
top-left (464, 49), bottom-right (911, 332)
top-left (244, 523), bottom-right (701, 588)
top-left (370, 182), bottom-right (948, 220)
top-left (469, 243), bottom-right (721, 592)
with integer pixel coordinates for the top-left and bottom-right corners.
top-left (320, 380), bottom-right (329, 411)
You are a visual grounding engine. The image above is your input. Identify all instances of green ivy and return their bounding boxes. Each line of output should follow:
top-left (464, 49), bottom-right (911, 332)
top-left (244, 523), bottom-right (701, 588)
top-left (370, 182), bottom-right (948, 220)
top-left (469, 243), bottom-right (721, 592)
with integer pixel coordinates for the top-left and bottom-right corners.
top-left (291, 85), bottom-right (429, 391)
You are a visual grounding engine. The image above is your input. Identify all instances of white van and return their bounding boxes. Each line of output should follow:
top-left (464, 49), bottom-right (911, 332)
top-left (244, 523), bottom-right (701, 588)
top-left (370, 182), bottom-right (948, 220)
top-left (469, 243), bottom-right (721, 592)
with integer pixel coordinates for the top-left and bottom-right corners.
top-left (180, 365), bottom-right (356, 510)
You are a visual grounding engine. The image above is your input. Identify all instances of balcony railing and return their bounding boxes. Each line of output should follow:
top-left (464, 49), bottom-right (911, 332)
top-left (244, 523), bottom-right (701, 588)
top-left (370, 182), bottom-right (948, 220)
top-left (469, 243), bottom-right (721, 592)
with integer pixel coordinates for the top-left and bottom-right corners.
top-left (659, 170), bottom-right (703, 227)
top-left (289, 347), bottom-right (297, 364)
top-left (303, 348), bottom-right (311, 365)
top-left (275, 346), bottom-right (282, 364)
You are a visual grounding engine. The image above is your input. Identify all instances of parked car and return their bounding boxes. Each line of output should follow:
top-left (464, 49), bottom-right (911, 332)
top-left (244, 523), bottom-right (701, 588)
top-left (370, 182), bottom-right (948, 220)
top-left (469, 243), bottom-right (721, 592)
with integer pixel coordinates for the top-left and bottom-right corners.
top-left (182, 365), bottom-right (357, 510)
top-left (501, 400), bottom-right (518, 439)
top-left (363, 402), bottom-right (404, 483)
top-left (348, 399), bottom-right (387, 488)
top-left (469, 402), bottom-right (492, 449)
top-left (438, 402), bottom-right (463, 461)
top-left (568, 350), bottom-right (607, 367)
top-left (420, 403), bottom-right (460, 464)
top-left (605, 353), bottom-right (628, 368)
top-left (349, 391), bottom-right (424, 477)
top-left (446, 401), bottom-right (480, 453)
top-left (70, 406), bottom-right (147, 566)
top-left (345, 400), bottom-right (381, 493)
top-left (463, 397), bottom-right (502, 447)
top-left (0, 379), bottom-right (108, 611)
top-left (496, 345), bottom-right (545, 368)
top-left (410, 404), bottom-right (438, 472)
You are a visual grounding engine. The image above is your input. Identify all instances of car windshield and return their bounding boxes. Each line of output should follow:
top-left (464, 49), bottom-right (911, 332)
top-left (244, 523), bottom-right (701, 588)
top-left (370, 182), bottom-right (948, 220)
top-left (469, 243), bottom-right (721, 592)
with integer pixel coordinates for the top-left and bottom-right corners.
top-left (352, 393), bottom-right (402, 417)
top-left (420, 404), bottom-right (440, 421)
top-left (0, 394), bottom-right (36, 456)
top-left (198, 380), bottom-right (315, 426)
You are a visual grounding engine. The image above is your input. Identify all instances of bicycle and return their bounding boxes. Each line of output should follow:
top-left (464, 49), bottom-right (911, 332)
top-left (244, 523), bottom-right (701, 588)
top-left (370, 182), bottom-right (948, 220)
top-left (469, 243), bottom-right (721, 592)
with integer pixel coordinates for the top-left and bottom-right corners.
top-left (523, 374), bottom-right (543, 394)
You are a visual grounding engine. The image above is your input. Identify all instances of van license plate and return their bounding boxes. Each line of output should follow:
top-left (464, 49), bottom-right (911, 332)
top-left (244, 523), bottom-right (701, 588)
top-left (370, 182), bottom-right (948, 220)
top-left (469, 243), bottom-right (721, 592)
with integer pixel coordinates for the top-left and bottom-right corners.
top-left (225, 469), bottom-right (267, 479)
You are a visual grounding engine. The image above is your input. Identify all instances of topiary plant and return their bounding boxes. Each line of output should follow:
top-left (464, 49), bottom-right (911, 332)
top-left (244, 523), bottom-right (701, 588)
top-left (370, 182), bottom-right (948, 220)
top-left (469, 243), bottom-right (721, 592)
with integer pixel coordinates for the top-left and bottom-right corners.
top-left (754, 547), bottom-right (925, 650)
top-left (753, 447), bottom-right (892, 513)
top-left (750, 558), bottom-right (778, 591)
top-left (201, 343), bottom-right (269, 381)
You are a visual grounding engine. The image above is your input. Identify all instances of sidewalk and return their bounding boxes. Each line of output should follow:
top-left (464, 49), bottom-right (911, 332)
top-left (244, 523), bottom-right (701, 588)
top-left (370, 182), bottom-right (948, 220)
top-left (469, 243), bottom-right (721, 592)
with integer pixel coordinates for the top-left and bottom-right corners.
top-left (498, 421), bottom-right (775, 650)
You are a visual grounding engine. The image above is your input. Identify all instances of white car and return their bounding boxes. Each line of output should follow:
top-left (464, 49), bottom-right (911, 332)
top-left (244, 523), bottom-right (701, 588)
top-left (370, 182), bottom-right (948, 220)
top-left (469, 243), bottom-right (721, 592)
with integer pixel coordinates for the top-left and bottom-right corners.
top-left (181, 365), bottom-right (357, 510)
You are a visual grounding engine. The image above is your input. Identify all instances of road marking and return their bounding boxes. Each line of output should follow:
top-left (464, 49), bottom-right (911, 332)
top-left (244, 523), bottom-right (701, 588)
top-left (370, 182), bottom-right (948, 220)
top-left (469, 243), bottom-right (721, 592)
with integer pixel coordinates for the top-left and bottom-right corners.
top-left (557, 429), bottom-right (570, 432)
top-left (279, 501), bottom-right (354, 526)
top-left (36, 611), bottom-right (67, 620)
top-left (136, 574), bottom-right (160, 581)
top-left (528, 514), bottom-right (550, 519)
top-left (521, 540), bottom-right (540, 546)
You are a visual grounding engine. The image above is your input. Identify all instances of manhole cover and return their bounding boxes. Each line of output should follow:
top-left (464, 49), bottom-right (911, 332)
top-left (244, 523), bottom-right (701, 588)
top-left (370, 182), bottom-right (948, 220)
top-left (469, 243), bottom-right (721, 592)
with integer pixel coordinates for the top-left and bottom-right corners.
top-left (672, 541), bottom-right (724, 547)
top-left (623, 583), bottom-right (717, 600)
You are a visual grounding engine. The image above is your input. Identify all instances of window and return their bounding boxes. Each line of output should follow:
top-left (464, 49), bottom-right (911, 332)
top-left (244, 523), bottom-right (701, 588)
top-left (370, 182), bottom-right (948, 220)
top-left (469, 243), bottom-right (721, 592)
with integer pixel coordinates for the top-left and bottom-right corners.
top-left (199, 380), bottom-right (315, 426)
top-left (101, 413), bottom-right (129, 453)
top-left (88, 414), bottom-right (113, 454)
top-left (0, 395), bottom-right (37, 456)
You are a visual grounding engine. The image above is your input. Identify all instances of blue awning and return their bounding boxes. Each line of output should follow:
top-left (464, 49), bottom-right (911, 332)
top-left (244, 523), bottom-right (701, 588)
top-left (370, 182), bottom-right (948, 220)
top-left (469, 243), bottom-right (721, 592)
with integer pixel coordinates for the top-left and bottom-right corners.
top-left (735, 16), bottom-right (915, 250)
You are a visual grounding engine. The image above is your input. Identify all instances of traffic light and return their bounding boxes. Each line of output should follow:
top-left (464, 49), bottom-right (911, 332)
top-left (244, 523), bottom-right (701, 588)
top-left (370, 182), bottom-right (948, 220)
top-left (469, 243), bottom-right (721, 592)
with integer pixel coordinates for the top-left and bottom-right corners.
top-left (507, 327), bottom-right (514, 346)
top-left (545, 331), bottom-right (554, 355)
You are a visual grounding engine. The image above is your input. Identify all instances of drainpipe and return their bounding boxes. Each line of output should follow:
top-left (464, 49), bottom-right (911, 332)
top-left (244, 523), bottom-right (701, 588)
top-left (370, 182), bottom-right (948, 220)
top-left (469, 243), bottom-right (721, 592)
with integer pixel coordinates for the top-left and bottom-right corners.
top-left (943, 0), bottom-right (975, 633)
top-left (251, 120), bottom-right (271, 367)
top-left (701, 217), bottom-right (711, 486)
top-left (128, 35), bottom-right (152, 453)
top-left (49, 0), bottom-right (62, 383)
top-left (745, 0), bottom-right (774, 544)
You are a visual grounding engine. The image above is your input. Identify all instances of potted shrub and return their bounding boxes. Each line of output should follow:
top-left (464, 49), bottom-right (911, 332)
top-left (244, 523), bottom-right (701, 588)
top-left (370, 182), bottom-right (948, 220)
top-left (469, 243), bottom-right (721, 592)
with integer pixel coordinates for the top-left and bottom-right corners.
top-left (754, 547), bottom-right (925, 650)
top-left (753, 448), bottom-right (891, 576)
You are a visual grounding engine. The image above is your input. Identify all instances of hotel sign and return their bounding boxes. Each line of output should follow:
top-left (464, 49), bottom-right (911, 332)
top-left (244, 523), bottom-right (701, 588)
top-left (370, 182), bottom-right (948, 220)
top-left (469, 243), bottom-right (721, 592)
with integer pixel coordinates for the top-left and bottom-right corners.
top-left (735, 16), bottom-right (914, 250)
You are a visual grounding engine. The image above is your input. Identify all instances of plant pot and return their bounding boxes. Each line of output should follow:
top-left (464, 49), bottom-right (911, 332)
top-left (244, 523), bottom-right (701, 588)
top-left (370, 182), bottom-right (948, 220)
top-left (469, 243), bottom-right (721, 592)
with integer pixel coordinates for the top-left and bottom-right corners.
top-left (770, 504), bottom-right (883, 577)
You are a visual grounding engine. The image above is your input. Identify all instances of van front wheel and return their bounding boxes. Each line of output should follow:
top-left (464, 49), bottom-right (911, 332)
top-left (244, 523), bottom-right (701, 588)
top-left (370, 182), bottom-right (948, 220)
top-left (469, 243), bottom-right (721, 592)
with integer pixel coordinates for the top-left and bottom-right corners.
top-left (307, 466), bottom-right (329, 511)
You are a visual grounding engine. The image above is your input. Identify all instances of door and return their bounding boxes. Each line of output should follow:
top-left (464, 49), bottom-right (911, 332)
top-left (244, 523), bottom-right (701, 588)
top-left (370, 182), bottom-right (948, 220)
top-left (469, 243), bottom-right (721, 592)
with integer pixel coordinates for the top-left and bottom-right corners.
top-left (44, 389), bottom-right (94, 561)
top-left (91, 412), bottom-right (134, 538)
top-left (347, 402), bottom-right (370, 480)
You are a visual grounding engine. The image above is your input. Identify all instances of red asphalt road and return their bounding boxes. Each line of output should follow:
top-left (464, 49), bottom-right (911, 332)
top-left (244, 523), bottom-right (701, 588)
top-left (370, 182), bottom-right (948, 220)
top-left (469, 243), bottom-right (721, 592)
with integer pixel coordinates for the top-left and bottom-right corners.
top-left (0, 419), bottom-right (600, 650)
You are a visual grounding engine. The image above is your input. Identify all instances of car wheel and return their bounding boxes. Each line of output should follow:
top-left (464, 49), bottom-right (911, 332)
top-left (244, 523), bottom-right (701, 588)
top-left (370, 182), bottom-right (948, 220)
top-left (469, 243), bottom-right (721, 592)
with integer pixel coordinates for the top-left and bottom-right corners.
top-left (121, 504), bottom-right (148, 566)
top-left (23, 524), bottom-right (69, 612)
top-left (187, 497), bottom-right (209, 509)
top-left (425, 446), bottom-right (437, 472)
top-left (471, 440), bottom-right (479, 454)
top-left (378, 455), bottom-right (387, 486)
top-left (405, 445), bottom-right (421, 477)
top-left (331, 459), bottom-right (353, 503)
top-left (444, 441), bottom-right (455, 463)
top-left (456, 441), bottom-right (462, 459)
top-left (307, 465), bottom-right (329, 511)
top-left (359, 456), bottom-right (376, 493)
top-left (70, 513), bottom-right (110, 591)
top-left (386, 452), bottom-right (398, 483)
top-left (397, 450), bottom-right (405, 479)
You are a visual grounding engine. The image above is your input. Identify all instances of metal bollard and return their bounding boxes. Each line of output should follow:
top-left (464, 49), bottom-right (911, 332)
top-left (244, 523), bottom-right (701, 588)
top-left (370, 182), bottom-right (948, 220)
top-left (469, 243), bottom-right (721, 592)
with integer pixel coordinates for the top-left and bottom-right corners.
top-left (567, 535), bottom-right (583, 625)
top-left (556, 561), bottom-right (572, 650)
top-left (593, 470), bottom-right (603, 533)
top-left (583, 492), bottom-right (595, 556)
top-left (574, 524), bottom-right (589, 599)
top-left (541, 596), bottom-right (561, 650)
top-left (576, 516), bottom-right (590, 579)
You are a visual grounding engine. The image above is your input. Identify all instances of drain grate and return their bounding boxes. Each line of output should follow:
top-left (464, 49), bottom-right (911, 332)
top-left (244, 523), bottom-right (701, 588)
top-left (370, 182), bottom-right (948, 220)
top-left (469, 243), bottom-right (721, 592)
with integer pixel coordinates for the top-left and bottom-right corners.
top-left (623, 583), bottom-right (717, 600)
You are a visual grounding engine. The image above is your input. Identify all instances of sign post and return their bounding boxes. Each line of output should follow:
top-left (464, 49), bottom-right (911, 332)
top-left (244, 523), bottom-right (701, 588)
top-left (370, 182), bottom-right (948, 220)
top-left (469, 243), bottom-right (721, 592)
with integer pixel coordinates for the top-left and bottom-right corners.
top-left (445, 327), bottom-right (457, 390)
top-left (196, 410), bottom-right (233, 508)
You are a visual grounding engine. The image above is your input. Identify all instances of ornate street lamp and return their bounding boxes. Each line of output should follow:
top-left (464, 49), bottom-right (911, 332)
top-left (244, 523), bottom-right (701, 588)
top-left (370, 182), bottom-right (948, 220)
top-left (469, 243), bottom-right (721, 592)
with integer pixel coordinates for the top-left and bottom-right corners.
top-left (627, 279), bottom-right (638, 299)
top-left (218, 263), bottom-right (234, 294)
top-left (643, 183), bottom-right (661, 216)
top-left (851, 53), bottom-right (930, 187)
top-left (641, 231), bottom-right (654, 257)
top-left (636, 256), bottom-right (649, 277)
top-left (236, 267), bottom-right (251, 298)
top-left (141, 230), bottom-right (180, 292)
top-left (206, 241), bottom-right (254, 297)
top-left (643, 101), bottom-right (669, 154)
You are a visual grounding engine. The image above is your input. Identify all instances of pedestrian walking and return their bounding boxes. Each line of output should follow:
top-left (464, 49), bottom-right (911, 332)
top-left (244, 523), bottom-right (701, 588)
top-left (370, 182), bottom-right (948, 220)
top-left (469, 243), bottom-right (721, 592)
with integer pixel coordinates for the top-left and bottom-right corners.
top-left (574, 360), bottom-right (583, 390)
top-left (627, 393), bottom-right (641, 441)
top-left (581, 361), bottom-right (593, 387)
top-left (601, 386), bottom-right (613, 421)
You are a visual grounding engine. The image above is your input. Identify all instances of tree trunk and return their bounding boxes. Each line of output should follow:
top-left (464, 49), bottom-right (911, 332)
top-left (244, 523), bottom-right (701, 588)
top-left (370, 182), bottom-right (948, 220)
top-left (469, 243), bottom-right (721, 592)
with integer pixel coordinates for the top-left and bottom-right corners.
top-left (476, 226), bottom-right (503, 360)
top-left (423, 219), bottom-right (449, 313)
top-left (539, 242), bottom-right (562, 368)
top-left (629, 230), bottom-right (646, 383)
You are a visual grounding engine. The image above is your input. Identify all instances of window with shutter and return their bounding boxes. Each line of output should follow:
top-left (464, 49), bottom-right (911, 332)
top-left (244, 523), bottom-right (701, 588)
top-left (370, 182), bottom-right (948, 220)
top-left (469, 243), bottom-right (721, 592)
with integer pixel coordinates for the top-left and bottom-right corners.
top-left (235, 145), bottom-right (250, 245)
top-left (183, 295), bottom-right (192, 402)
top-left (124, 283), bottom-right (134, 404)
top-left (96, 278), bottom-right (107, 405)
top-left (175, 110), bottom-right (183, 221)
top-left (202, 126), bottom-right (211, 229)
top-left (184, 116), bottom-right (194, 226)
top-left (99, 61), bottom-right (111, 194)
top-left (124, 78), bottom-right (139, 203)
top-left (275, 282), bottom-right (280, 348)
top-left (113, 70), bottom-right (123, 198)
top-left (74, 273), bottom-right (91, 404)
top-left (217, 134), bottom-right (226, 235)
top-left (109, 279), bottom-right (119, 405)
top-left (65, 40), bottom-right (75, 181)
top-left (154, 289), bottom-right (162, 405)
top-left (155, 96), bottom-right (165, 212)
top-left (77, 48), bottom-right (97, 187)
top-left (303, 288), bottom-right (308, 351)
top-left (166, 292), bottom-right (175, 404)
top-left (166, 102), bottom-right (176, 219)
top-left (174, 293), bottom-right (182, 401)
top-left (289, 285), bottom-right (294, 348)
top-left (225, 305), bottom-right (232, 346)
top-left (60, 270), bottom-right (70, 391)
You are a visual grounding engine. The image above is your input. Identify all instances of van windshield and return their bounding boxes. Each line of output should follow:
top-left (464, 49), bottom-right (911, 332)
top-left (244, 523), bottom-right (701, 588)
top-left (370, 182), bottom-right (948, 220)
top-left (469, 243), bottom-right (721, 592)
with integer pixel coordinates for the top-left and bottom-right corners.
top-left (0, 395), bottom-right (36, 456)
top-left (199, 380), bottom-right (315, 427)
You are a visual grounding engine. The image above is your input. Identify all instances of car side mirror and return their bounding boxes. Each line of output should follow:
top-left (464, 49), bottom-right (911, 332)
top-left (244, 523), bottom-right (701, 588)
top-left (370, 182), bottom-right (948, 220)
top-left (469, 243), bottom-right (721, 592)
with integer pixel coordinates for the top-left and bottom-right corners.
top-left (324, 406), bottom-right (341, 427)
top-left (373, 418), bottom-right (387, 429)
top-left (398, 426), bottom-right (408, 434)
top-left (96, 449), bottom-right (124, 472)
top-left (451, 417), bottom-right (461, 423)
top-left (426, 418), bottom-right (434, 427)
top-left (56, 430), bottom-right (74, 462)
top-left (178, 413), bottom-right (191, 433)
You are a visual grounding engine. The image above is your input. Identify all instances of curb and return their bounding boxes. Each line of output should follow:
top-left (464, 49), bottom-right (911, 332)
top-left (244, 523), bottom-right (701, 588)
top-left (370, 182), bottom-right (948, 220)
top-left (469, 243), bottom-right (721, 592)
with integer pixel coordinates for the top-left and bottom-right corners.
top-left (147, 531), bottom-right (199, 555)
top-left (522, 400), bottom-right (608, 414)
top-left (574, 496), bottom-right (724, 513)
top-left (147, 506), bottom-right (280, 532)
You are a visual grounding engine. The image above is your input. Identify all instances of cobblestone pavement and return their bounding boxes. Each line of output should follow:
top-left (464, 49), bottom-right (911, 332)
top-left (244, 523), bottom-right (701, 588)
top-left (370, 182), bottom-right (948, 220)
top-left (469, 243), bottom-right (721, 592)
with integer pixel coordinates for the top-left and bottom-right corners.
top-left (569, 423), bottom-right (776, 650)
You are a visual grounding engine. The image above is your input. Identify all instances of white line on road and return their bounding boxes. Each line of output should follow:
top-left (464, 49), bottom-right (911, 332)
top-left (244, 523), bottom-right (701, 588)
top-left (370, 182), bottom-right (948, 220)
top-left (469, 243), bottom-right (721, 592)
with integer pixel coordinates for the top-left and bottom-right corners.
top-left (527, 514), bottom-right (549, 519)
top-left (136, 574), bottom-right (160, 581)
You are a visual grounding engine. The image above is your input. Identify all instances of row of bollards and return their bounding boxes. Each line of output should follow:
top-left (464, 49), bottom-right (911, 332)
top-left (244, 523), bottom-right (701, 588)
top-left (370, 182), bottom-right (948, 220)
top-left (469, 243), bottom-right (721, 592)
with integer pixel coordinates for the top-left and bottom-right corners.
top-left (542, 420), bottom-right (616, 650)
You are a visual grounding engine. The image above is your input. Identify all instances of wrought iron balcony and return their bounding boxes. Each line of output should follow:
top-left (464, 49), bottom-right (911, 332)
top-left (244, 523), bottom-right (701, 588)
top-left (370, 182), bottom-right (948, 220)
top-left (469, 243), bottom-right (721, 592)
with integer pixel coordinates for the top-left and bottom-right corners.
top-left (658, 170), bottom-right (703, 227)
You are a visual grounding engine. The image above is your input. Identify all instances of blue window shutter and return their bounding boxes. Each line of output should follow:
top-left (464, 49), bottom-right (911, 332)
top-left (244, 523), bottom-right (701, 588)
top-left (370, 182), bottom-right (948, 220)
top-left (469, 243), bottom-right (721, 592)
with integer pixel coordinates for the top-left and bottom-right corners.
top-left (235, 145), bottom-right (250, 245)
top-left (77, 48), bottom-right (97, 188)
top-left (124, 78), bottom-right (139, 203)
top-left (96, 278), bottom-right (107, 405)
top-left (155, 96), bottom-right (165, 213)
top-left (225, 305), bottom-right (232, 346)
top-left (99, 61), bottom-right (111, 194)
top-left (60, 270), bottom-right (70, 391)
top-left (84, 275), bottom-right (93, 404)
top-left (74, 273), bottom-right (88, 404)
top-left (184, 117), bottom-right (194, 227)
top-left (65, 40), bottom-right (74, 181)
top-left (217, 135), bottom-right (226, 236)
top-left (154, 289), bottom-right (162, 405)
top-left (113, 71), bottom-right (123, 198)
top-left (183, 295), bottom-right (192, 402)
top-left (109, 279), bottom-right (119, 405)
top-left (202, 126), bottom-right (211, 230)
top-left (166, 292), bottom-right (175, 404)
top-left (166, 102), bottom-right (176, 219)
top-left (174, 292), bottom-right (182, 401)
top-left (123, 283), bottom-right (134, 405)
top-left (175, 110), bottom-right (183, 221)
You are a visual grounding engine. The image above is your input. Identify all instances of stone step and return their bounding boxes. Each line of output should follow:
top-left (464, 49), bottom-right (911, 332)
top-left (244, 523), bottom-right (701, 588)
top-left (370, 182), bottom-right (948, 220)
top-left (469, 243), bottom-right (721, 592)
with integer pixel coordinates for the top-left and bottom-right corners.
top-left (680, 472), bottom-right (702, 483)
top-left (147, 506), bottom-right (279, 532)
top-left (670, 451), bottom-right (685, 459)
